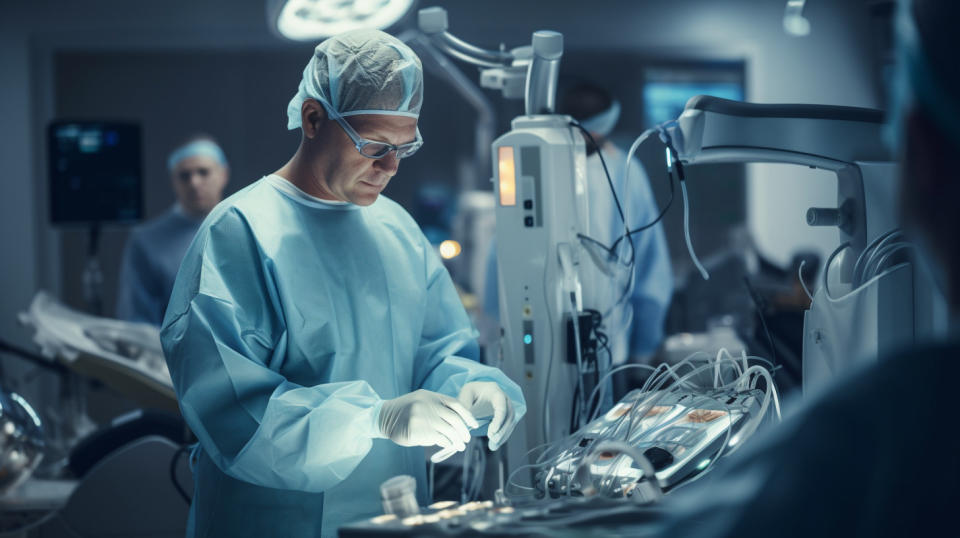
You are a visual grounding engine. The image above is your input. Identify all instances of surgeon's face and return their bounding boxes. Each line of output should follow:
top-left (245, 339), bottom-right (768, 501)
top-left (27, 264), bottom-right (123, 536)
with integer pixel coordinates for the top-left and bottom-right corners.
top-left (171, 155), bottom-right (229, 217)
top-left (309, 111), bottom-right (418, 206)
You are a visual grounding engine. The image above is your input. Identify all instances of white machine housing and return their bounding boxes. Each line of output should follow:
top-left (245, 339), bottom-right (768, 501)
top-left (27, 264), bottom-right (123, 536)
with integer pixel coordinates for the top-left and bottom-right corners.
top-left (667, 96), bottom-right (947, 391)
top-left (492, 115), bottom-right (590, 470)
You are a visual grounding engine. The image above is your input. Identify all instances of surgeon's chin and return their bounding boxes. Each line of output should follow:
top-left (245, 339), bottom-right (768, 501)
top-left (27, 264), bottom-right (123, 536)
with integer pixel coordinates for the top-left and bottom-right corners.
top-left (351, 193), bottom-right (380, 206)
top-left (350, 180), bottom-right (386, 206)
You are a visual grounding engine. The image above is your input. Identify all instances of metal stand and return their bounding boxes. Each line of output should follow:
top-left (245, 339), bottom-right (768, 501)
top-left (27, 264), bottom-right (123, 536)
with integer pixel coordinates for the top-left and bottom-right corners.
top-left (81, 224), bottom-right (103, 316)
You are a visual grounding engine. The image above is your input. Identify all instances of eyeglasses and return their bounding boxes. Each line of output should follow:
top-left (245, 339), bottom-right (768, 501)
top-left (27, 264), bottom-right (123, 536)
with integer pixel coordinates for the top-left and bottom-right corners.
top-left (329, 109), bottom-right (423, 160)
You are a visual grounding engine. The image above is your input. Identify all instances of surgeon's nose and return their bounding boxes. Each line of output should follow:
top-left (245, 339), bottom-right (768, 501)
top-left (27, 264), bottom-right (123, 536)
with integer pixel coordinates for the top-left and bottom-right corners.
top-left (375, 152), bottom-right (400, 176)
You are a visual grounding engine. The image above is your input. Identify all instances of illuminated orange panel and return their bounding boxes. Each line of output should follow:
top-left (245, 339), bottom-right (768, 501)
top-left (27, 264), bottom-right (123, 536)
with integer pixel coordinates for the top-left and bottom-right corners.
top-left (498, 146), bottom-right (516, 206)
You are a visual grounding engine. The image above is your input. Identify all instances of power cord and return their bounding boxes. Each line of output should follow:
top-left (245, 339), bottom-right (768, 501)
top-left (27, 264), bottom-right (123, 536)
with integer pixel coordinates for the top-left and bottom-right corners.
top-left (742, 276), bottom-right (778, 370)
top-left (170, 444), bottom-right (192, 505)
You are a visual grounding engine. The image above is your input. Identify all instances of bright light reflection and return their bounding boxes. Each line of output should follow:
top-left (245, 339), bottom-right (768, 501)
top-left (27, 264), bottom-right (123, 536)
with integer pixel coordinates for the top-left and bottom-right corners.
top-left (275, 0), bottom-right (414, 41)
top-left (439, 240), bottom-right (462, 260)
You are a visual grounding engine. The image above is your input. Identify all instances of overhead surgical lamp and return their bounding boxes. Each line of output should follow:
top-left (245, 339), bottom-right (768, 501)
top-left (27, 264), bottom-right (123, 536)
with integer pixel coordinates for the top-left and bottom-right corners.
top-left (783, 0), bottom-right (811, 36)
top-left (267, 0), bottom-right (415, 41)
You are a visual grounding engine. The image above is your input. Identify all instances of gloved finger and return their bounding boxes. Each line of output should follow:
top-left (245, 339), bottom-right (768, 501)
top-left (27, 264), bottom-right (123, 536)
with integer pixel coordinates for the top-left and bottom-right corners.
top-left (486, 391), bottom-right (510, 440)
top-left (434, 421), bottom-right (467, 452)
top-left (489, 415), bottom-right (517, 451)
top-left (441, 396), bottom-right (480, 430)
top-left (489, 401), bottom-right (515, 451)
top-left (436, 406), bottom-right (472, 444)
top-left (430, 446), bottom-right (458, 463)
top-left (456, 385), bottom-right (477, 407)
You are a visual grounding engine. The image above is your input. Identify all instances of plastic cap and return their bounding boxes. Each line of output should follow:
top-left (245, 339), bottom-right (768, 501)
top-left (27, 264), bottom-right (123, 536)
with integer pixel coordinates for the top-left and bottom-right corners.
top-left (418, 7), bottom-right (448, 34)
top-left (532, 31), bottom-right (563, 60)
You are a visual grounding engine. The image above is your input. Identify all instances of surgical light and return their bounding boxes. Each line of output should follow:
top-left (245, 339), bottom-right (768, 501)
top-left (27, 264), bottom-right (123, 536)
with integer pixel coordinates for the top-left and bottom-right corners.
top-left (439, 240), bottom-right (461, 260)
top-left (783, 0), bottom-right (811, 37)
top-left (268, 0), bottom-right (415, 42)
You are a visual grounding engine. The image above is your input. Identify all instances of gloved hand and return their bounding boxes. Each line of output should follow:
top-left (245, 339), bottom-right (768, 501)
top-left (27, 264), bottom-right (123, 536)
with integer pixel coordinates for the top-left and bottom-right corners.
top-left (457, 382), bottom-right (517, 451)
top-left (379, 390), bottom-right (480, 453)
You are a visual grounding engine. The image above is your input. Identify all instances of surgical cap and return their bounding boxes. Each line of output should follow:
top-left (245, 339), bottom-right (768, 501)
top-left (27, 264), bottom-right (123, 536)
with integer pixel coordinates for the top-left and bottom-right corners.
top-left (287, 29), bottom-right (424, 130)
top-left (167, 139), bottom-right (228, 172)
top-left (579, 100), bottom-right (622, 138)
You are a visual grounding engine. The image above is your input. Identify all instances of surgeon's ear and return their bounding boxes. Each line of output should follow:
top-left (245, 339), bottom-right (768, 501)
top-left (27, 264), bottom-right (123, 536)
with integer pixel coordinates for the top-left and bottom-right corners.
top-left (301, 99), bottom-right (328, 139)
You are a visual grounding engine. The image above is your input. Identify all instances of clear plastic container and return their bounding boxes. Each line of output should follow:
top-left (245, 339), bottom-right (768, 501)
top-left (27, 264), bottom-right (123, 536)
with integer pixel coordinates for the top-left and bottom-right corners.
top-left (380, 475), bottom-right (420, 518)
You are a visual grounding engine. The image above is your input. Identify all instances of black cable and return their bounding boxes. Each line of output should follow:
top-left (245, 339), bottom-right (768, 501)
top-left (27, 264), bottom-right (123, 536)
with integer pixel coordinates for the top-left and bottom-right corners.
top-left (569, 121), bottom-right (630, 235)
top-left (742, 276), bottom-right (778, 369)
top-left (569, 121), bottom-right (637, 267)
top-left (570, 382), bottom-right (581, 433)
top-left (611, 132), bottom-right (681, 253)
top-left (0, 338), bottom-right (69, 375)
top-left (621, 148), bottom-right (677, 241)
top-left (170, 444), bottom-right (192, 504)
top-left (568, 120), bottom-right (678, 288)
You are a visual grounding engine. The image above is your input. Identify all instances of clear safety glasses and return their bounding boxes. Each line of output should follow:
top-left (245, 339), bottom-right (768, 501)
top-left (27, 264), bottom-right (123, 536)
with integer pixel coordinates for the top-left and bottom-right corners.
top-left (330, 111), bottom-right (424, 160)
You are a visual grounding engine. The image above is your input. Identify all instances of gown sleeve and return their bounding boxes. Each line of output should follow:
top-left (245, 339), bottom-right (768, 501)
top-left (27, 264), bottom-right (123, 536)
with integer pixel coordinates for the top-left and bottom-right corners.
top-left (161, 208), bottom-right (385, 493)
top-left (412, 233), bottom-right (526, 426)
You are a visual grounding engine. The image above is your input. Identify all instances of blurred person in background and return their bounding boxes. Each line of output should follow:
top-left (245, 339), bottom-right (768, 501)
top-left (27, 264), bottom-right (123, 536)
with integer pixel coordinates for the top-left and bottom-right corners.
top-left (115, 135), bottom-right (229, 325)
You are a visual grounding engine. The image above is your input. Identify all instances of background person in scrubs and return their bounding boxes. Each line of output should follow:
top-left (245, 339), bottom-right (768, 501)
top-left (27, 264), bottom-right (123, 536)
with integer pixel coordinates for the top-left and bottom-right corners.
top-left (115, 135), bottom-right (229, 325)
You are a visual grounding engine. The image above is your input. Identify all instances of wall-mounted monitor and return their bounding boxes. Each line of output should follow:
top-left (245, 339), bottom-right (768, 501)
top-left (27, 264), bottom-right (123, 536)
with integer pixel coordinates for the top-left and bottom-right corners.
top-left (48, 121), bottom-right (142, 224)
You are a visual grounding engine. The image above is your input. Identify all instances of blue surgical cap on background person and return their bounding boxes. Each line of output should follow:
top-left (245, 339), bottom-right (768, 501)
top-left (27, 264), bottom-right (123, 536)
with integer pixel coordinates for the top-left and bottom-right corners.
top-left (167, 139), bottom-right (228, 172)
top-left (287, 29), bottom-right (424, 129)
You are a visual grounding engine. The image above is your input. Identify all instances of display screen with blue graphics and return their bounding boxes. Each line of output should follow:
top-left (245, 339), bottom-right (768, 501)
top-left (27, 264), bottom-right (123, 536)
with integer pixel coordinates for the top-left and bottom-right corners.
top-left (48, 121), bottom-right (142, 224)
top-left (644, 81), bottom-right (744, 127)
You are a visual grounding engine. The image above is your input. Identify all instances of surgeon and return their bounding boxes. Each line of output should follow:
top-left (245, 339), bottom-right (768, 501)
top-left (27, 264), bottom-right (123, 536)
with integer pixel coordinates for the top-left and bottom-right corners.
top-left (652, 0), bottom-right (958, 535)
top-left (115, 135), bottom-right (229, 325)
top-left (484, 82), bottom-right (673, 394)
top-left (160, 30), bottom-right (525, 538)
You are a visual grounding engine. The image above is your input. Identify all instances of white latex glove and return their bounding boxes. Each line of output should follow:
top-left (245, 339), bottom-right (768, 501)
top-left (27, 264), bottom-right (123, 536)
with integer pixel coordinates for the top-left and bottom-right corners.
top-left (457, 381), bottom-right (516, 451)
top-left (379, 389), bottom-right (479, 453)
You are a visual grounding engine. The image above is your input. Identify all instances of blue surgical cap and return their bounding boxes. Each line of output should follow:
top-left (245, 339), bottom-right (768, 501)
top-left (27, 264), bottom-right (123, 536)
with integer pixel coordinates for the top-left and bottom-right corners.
top-left (579, 100), bottom-right (621, 138)
top-left (287, 29), bottom-right (424, 129)
top-left (167, 139), bottom-right (228, 172)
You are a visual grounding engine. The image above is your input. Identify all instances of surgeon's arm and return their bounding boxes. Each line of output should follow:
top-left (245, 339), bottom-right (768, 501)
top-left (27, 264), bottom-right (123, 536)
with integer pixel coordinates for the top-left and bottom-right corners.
top-left (412, 235), bottom-right (526, 430)
top-left (161, 209), bottom-right (384, 493)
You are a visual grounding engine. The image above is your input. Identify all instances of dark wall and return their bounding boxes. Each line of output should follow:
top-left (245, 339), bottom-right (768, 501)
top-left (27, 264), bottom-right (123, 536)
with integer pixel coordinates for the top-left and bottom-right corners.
top-left (54, 48), bottom-right (481, 315)
top-left (54, 44), bottom-right (747, 316)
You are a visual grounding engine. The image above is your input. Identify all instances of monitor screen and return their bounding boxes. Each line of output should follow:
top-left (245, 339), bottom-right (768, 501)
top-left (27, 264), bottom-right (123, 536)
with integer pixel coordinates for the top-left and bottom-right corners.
top-left (48, 121), bottom-right (142, 224)
top-left (643, 68), bottom-right (745, 127)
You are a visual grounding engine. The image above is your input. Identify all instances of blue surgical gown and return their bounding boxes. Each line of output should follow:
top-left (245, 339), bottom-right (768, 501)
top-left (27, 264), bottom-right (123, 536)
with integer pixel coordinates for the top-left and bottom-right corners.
top-left (116, 205), bottom-right (202, 325)
top-left (160, 175), bottom-right (526, 538)
top-left (484, 142), bottom-right (673, 360)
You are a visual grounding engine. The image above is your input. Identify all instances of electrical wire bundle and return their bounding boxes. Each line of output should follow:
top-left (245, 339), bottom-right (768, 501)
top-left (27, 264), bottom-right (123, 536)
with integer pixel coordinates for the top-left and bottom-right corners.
top-left (851, 229), bottom-right (912, 288)
top-left (817, 229), bottom-right (914, 304)
top-left (504, 349), bottom-right (781, 504)
top-left (569, 309), bottom-right (613, 434)
top-left (570, 119), bottom-right (710, 311)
